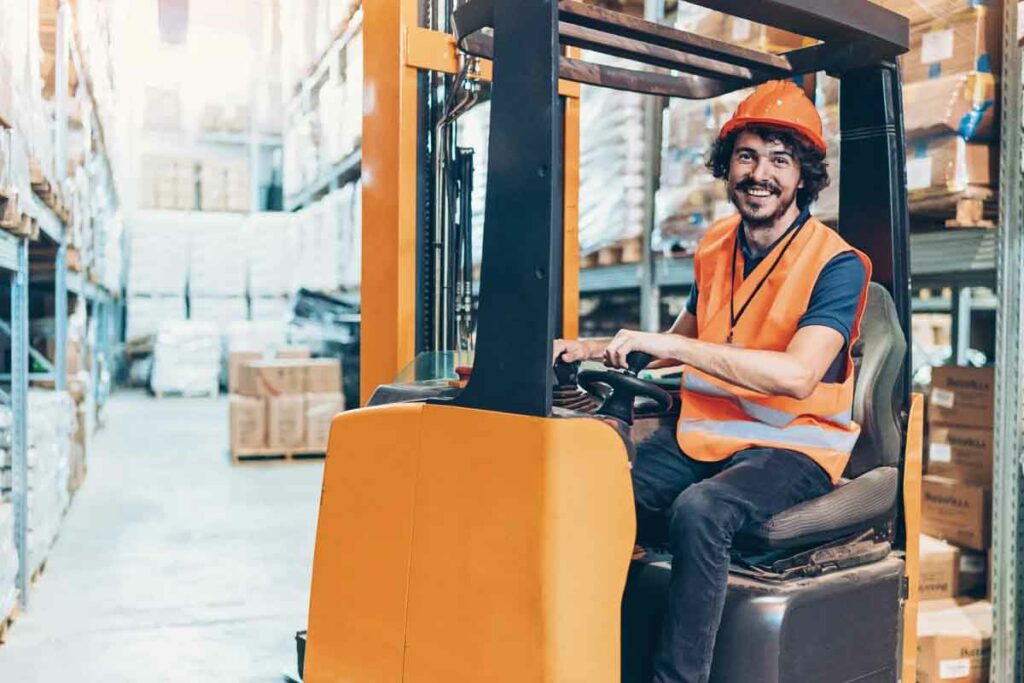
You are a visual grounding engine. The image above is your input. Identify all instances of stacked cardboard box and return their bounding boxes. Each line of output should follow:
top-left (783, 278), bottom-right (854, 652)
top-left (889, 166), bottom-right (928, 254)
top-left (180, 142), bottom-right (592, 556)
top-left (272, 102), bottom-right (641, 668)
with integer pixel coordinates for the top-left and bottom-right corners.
top-left (877, 0), bottom-right (1002, 201)
top-left (229, 357), bottom-right (344, 454)
top-left (199, 159), bottom-right (250, 213)
top-left (139, 156), bottom-right (196, 211)
top-left (917, 599), bottom-right (992, 683)
top-left (923, 366), bottom-right (994, 552)
top-left (919, 365), bottom-right (994, 682)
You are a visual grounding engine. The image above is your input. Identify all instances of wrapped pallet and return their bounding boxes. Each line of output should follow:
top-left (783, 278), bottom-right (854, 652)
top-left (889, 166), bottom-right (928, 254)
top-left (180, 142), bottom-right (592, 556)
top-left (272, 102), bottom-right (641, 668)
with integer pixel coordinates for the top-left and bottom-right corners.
top-left (126, 295), bottom-right (186, 343)
top-left (25, 391), bottom-right (76, 578)
top-left (150, 321), bottom-right (221, 397)
top-left (0, 503), bottom-right (16, 622)
top-left (246, 213), bottom-right (297, 297)
top-left (188, 213), bottom-right (247, 297)
top-left (127, 213), bottom-right (192, 296)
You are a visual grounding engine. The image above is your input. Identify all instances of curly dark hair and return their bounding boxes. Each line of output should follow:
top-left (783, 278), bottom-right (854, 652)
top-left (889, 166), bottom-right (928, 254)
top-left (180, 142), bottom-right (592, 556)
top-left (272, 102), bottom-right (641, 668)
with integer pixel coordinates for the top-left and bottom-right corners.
top-left (705, 125), bottom-right (830, 210)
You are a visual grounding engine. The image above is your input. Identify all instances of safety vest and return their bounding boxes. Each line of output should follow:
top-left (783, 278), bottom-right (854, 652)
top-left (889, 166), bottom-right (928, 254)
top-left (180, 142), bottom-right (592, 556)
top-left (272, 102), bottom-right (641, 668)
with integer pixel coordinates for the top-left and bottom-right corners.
top-left (676, 214), bottom-right (872, 483)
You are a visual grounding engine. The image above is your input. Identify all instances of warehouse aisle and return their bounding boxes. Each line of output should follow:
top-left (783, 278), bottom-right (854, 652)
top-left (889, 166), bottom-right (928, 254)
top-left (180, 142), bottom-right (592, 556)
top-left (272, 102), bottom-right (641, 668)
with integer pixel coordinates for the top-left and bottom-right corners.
top-left (0, 391), bottom-right (323, 682)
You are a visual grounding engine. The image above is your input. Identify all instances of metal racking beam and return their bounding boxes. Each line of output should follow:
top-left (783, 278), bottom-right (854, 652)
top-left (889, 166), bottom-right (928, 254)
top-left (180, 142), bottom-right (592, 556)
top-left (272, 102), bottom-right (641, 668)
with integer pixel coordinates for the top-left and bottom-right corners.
top-left (10, 238), bottom-right (28, 609)
top-left (991, 0), bottom-right (1024, 677)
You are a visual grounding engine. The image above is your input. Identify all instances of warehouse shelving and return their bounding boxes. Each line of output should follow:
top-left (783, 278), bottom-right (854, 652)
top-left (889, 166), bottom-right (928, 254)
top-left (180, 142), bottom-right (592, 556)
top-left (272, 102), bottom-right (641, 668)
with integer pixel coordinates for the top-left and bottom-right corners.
top-left (0, 0), bottom-right (123, 614)
top-left (282, 6), bottom-right (364, 212)
top-left (284, 147), bottom-right (361, 212)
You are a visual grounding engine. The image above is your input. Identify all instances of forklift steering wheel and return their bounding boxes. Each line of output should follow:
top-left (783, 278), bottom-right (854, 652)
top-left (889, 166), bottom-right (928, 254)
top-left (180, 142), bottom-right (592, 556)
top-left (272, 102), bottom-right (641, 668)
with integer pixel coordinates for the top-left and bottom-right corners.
top-left (577, 352), bottom-right (673, 426)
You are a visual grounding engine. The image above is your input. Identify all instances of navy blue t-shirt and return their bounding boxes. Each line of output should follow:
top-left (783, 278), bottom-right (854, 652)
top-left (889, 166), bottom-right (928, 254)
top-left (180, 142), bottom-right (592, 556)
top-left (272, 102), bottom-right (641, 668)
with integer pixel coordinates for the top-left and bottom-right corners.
top-left (685, 209), bottom-right (867, 383)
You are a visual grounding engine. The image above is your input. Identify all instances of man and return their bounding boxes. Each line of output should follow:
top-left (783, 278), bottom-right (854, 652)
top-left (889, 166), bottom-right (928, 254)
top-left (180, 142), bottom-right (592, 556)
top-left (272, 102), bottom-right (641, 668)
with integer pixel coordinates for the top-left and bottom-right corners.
top-left (554, 80), bottom-right (871, 683)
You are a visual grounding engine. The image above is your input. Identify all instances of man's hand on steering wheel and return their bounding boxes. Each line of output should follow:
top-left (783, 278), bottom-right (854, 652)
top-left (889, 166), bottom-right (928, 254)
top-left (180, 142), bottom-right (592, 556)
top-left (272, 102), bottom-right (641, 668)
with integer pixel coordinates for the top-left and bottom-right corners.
top-left (604, 330), bottom-right (680, 369)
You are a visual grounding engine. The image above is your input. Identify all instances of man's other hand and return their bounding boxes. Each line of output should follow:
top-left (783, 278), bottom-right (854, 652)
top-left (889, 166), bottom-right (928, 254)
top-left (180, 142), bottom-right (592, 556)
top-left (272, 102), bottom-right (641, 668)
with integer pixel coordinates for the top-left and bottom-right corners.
top-left (604, 330), bottom-right (680, 369)
top-left (553, 338), bottom-right (594, 363)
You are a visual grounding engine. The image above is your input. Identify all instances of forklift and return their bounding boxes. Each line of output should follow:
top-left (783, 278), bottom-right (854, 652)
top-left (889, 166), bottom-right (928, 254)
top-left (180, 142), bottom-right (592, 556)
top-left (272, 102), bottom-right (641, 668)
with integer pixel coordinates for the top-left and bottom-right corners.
top-left (299, 1), bottom-right (924, 680)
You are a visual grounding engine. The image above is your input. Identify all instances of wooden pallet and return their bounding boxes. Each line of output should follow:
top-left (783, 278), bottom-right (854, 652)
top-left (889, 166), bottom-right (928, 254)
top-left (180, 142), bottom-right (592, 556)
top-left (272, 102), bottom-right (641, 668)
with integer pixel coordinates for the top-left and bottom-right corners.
top-left (909, 188), bottom-right (997, 230)
top-left (0, 188), bottom-right (20, 233)
top-left (231, 447), bottom-right (326, 464)
top-left (154, 388), bottom-right (220, 399)
top-left (587, 237), bottom-right (643, 268)
top-left (0, 604), bottom-right (18, 644)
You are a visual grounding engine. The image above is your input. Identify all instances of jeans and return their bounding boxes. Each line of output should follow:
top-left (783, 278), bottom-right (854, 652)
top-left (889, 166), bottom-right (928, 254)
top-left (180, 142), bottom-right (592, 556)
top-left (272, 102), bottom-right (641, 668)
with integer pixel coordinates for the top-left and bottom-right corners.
top-left (631, 427), bottom-right (833, 683)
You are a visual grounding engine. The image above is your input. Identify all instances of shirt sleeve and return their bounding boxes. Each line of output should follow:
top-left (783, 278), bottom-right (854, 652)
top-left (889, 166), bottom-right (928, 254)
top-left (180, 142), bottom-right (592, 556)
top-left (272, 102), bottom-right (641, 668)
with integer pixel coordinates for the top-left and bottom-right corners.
top-left (685, 281), bottom-right (698, 315)
top-left (797, 251), bottom-right (868, 344)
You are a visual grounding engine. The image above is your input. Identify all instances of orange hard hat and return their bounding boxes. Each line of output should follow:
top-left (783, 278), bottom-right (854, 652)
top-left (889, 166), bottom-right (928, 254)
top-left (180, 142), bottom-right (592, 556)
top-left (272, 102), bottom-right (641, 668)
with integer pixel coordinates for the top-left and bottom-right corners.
top-left (719, 80), bottom-right (826, 154)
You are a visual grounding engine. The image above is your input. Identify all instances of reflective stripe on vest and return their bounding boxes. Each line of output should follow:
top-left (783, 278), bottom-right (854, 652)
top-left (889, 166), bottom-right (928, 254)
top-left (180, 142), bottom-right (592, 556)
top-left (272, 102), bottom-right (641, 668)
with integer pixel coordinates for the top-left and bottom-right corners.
top-left (675, 215), bottom-right (872, 483)
top-left (683, 372), bottom-right (853, 428)
top-left (678, 418), bottom-right (861, 455)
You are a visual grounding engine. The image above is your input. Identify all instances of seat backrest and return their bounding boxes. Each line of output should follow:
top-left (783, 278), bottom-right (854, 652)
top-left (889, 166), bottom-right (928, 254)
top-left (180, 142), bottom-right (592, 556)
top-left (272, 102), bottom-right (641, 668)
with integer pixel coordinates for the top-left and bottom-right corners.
top-left (847, 283), bottom-right (907, 477)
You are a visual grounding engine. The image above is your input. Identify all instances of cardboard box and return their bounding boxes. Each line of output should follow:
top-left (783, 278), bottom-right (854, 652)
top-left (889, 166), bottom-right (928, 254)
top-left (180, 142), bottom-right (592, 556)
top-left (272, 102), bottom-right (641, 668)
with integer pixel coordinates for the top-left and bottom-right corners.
top-left (304, 359), bottom-right (342, 394)
top-left (927, 425), bottom-right (993, 486)
top-left (305, 392), bottom-right (344, 450)
top-left (922, 475), bottom-right (991, 551)
top-left (903, 71), bottom-right (998, 142)
top-left (920, 534), bottom-right (961, 600)
top-left (237, 359), bottom-right (307, 397)
top-left (276, 346), bottom-right (311, 360)
top-left (228, 351), bottom-right (261, 394)
top-left (906, 137), bottom-right (996, 197)
top-left (917, 599), bottom-right (992, 683)
top-left (928, 366), bottom-right (995, 430)
top-left (902, 6), bottom-right (1001, 85)
top-left (267, 394), bottom-right (305, 449)
top-left (873, 0), bottom-right (975, 27)
top-left (229, 395), bottom-right (266, 450)
top-left (228, 347), bottom-right (310, 394)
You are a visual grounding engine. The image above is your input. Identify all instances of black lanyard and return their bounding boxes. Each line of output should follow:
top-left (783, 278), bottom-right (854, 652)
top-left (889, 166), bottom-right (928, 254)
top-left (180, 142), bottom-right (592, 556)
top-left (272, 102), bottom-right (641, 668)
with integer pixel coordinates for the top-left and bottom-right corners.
top-left (727, 222), bottom-right (807, 344)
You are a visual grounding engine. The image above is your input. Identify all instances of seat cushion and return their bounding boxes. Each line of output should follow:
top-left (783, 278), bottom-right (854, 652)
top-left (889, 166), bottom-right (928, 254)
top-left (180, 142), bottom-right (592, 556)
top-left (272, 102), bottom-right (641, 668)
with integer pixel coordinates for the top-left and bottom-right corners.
top-left (737, 466), bottom-right (899, 551)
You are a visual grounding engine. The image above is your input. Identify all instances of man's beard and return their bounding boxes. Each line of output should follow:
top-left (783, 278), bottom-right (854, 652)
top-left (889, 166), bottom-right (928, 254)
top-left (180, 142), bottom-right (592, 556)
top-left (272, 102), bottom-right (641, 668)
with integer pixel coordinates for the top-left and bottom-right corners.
top-left (728, 179), bottom-right (798, 229)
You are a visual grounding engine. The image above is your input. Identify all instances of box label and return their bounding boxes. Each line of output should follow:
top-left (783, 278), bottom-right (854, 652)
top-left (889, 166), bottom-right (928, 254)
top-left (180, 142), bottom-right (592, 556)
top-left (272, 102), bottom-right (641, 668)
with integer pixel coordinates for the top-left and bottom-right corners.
top-left (939, 658), bottom-right (971, 679)
top-left (921, 29), bottom-right (955, 64)
top-left (907, 157), bottom-right (933, 190)
top-left (929, 442), bottom-right (953, 463)
top-left (931, 387), bottom-right (956, 409)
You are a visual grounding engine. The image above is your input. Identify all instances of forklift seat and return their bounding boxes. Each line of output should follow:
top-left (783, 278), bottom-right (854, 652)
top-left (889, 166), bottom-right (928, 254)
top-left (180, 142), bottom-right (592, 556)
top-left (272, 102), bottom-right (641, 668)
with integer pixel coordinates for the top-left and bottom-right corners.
top-left (736, 282), bottom-right (907, 552)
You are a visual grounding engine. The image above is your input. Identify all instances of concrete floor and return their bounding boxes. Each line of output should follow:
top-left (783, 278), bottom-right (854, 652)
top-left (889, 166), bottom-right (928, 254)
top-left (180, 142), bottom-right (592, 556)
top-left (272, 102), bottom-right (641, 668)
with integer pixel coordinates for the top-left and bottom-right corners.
top-left (0, 390), bottom-right (323, 682)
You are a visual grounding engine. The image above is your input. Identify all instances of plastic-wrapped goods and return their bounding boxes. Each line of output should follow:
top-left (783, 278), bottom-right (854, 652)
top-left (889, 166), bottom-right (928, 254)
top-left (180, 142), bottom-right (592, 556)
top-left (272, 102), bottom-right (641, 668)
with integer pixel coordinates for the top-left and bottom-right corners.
top-left (24, 390), bottom-right (76, 577)
top-left (578, 52), bottom-right (647, 254)
top-left (126, 296), bottom-right (186, 342)
top-left (251, 297), bottom-right (294, 322)
top-left (189, 298), bottom-right (248, 338)
top-left (127, 212), bottom-right (192, 296)
top-left (331, 182), bottom-right (361, 291)
top-left (0, 502), bottom-right (16, 619)
top-left (319, 30), bottom-right (362, 169)
top-left (294, 201), bottom-right (340, 292)
top-left (150, 322), bottom-right (222, 396)
top-left (224, 320), bottom-right (289, 355)
top-left (100, 215), bottom-right (125, 295)
top-left (456, 101), bottom-right (490, 267)
top-left (245, 213), bottom-right (297, 297)
top-left (187, 213), bottom-right (247, 296)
